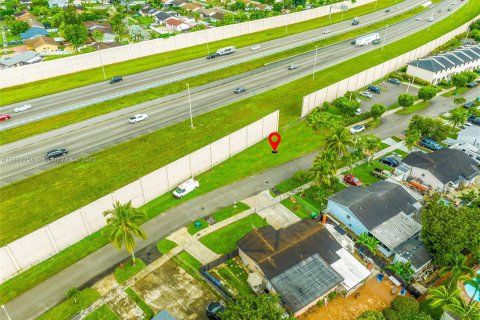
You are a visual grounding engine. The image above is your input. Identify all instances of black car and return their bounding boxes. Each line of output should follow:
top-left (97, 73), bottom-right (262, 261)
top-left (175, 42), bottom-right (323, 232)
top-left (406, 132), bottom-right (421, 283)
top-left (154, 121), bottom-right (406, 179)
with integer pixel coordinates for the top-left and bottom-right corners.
top-left (350, 40), bottom-right (356, 45)
top-left (234, 87), bottom-right (247, 94)
top-left (206, 53), bottom-right (219, 59)
top-left (372, 39), bottom-right (380, 45)
top-left (463, 101), bottom-right (475, 109)
top-left (467, 115), bottom-right (480, 125)
top-left (385, 9), bottom-right (390, 13)
top-left (109, 76), bottom-right (123, 84)
top-left (45, 148), bottom-right (68, 160)
top-left (380, 157), bottom-right (399, 167)
top-left (206, 302), bottom-right (224, 320)
top-left (467, 82), bottom-right (478, 88)
top-left (387, 78), bottom-right (401, 85)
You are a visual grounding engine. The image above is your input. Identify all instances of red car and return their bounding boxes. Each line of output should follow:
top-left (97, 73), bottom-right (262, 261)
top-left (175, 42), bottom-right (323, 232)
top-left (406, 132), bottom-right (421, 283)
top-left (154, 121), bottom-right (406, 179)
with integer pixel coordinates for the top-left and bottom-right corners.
top-left (344, 174), bottom-right (363, 187)
top-left (0, 114), bottom-right (11, 121)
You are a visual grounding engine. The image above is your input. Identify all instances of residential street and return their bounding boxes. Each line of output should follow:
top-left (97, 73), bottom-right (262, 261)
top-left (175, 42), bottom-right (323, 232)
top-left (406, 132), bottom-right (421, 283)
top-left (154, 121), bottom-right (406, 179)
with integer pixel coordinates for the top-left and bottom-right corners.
top-left (2, 87), bottom-right (479, 320)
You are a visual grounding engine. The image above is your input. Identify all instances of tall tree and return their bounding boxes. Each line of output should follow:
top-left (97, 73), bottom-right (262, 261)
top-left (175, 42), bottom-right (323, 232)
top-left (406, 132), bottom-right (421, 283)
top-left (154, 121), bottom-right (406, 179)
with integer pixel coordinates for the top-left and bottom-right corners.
top-left (405, 128), bottom-right (421, 151)
top-left (110, 13), bottom-right (126, 36)
top-left (370, 104), bottom-right (386, 120)
top-left (383, 296), bottom-right (432, 320)
top-left (447, 108), bottom-right (468, 128)
top-left (66, 287), bottom-right (80, 304)
top-left (398, 93), bottom-right (415, 108)
top-left (103, 201), bottom-right (147, 264)
top-left (62, 23), bottom-right (88, 49)
top-left (444, 298), bottom-right (480, 320)
top-left (418, 86), bottom-right (437, 102)
top-left (440, 254), bottom-right (474, 290)
top-left (451, 73), bottom-right (469, 89)
top-left (8, 20), bottom-right (29, 35)
top-left (305, 108), bottom-right (343, 133)
top-left (464, 273), bottom-right (480, 307)
top-left (360, 134), bottom-right (381, 164)
top-left (387, 261), bottom-right (414, 281)
top-left (427, 285), bottom-right (460, 309)
top-left (310, 151), bottom-right (338, 188)
top-left (221, 295), bottom-right (294, 320)
top-left (333, 96), bottom-right (360, 117)
top-left (357, 310), bottom-right (386, 320)
top-left (92, 29), bottom-right (104, 42)
top-left (325, 127), bottom-right (354, 158)
top-left (453, 96), bottom-right (467, 107)
top-left (408, 115), bottom-right (451, 142)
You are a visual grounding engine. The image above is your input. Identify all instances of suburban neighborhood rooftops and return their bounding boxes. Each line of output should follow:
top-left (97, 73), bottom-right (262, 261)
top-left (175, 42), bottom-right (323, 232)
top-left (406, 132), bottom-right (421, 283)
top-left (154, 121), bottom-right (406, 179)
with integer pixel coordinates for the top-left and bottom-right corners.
top-left (25, 36), bottom-right (57, 48)
top-left (165, 17), bottom-right (185, 26)
top-left (327, 180), bottom-right (418, 230)
top-left (402, 149), bottom-right (480, 184)
top-left (269, 253), bottom-right (343, 313)
top-left (14, 11), bottom-right (38, 21)
top-left (27, 20), bottom-right (45, 28)
top-left (20, 27), bottom-right (49, 40)
top-left (330, 248), bottom-right (371, 291)
top-left (210, 11), bottom-right (224, 20)
top-left (181, 3), bottom-right (201, 11)
top-left (155, 12), bottom-right (173, 21)
top-left (84, 21), bottom-right (113, 34)
top-left (370, 212), bottom-right (421, 250)
top-left (394, 235), bottom-right (432, 271)
top-left (0, 51), bottom-right (38, 67)
top-left (408, 45), bottom-right (480, 73)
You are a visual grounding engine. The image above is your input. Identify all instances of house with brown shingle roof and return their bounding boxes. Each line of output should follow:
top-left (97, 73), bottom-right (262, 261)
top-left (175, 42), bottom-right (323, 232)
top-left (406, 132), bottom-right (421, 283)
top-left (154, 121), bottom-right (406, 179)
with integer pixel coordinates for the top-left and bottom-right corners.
top-left (84, 21), bottom-right (116, 42)
top-left (24, 37), bottom-right (58, 52)
top-left (180, 3), bottom-right (202, 12)
top-left (14, 11), bottom-right (39, 21)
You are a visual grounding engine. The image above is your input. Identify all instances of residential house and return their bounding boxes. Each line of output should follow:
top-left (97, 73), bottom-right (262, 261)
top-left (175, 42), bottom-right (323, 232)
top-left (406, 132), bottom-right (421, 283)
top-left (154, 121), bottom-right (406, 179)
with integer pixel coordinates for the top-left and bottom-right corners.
top-left (27, 20), bottom-right (45, 29)
top-left (161, 0), bottom-right (175, 7)
top-left (197, 8), bottom-right (214, 18)
top-left (165, 17), bottom-right (190, 31)
top-left (140, 5), bottom-right (159, 16)
top-left (396, 149), bottom-right (480, 192)
top-left (14, 11), bottom-right (38, 22)
top-left (209, 11), bottom-right (224, 22)
top-left (456, 125), bottom-right (480, 147)
top-left (24, 37), bottom-right (58, 52)
top-left (20, 27), bottom-right (49, 40)
top-left (253, 3), bottom-right (272, 10)
top-left (181, 3), bottom-right (202, 12)
top-left (154, 12), bottom-right (174, 25)
top-left (327, 180), bottom-right (431, 274)
top-left (84, 21), bottom-right (116, 43)
top-left (151, 310), bottom-right (176, 320)
top-left (237, 219), bottom-right (370, 316)
top-left (449, 143), bottom-right (480, 164)
top-left (171, 0), bottom-right (186, 7)
top-left (19, 0), bottom-right (32, 8)
top-left (0, 51), bottom-right (40, 69)
top-left (86, 41), bottom-right (121, 51)
top-left (48, 0), bottom-right (69, 7)
top-left (407, 45), bottom-right (480, 84)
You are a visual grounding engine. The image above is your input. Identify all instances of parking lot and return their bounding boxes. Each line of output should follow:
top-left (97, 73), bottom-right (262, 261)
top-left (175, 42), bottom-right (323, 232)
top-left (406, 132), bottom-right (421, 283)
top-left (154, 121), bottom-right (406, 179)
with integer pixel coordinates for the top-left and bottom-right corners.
top-left (358, 80), bottom-right (420, 113)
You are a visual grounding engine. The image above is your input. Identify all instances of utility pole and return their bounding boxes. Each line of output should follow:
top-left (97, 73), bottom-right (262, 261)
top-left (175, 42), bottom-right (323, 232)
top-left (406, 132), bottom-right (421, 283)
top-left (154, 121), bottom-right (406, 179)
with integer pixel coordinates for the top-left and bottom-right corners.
top-left (206, 30), bottom-right (210, 54)
top-left (186, 83), bottom-right (194, 128)
top-left (406, 76), bottom-right (415, 94)
top-left (312, 46), bottom-right (318, 80)
top-left (1, 305), bottom-right (11, 320)
top-left (97, 44), bottom-right (106, 79)
top-left (382, 25), bottom-right (388, 52)
top-left (328, 5), bottom-right (332, 20)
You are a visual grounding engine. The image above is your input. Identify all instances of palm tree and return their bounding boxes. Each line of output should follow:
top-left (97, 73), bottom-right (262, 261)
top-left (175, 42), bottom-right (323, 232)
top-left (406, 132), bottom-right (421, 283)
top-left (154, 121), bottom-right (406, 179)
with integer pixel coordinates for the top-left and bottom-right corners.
top-left (324, 127), bottom-right (354, 158)
top-left (445, 297), bottom-right (480, 320)
top-left (447, 108), bottom-right (468, 128)
top-left (103, 201), bottom-right (147, 265)
top-left (361, 134), bottom-right (382, 165)
top-left (356, 233), bottom-right (380, 256)
top-left (427, 285), bottom-right (460, 308)
top-left (464, 273), bottom-right (480, 307)
top-left (405, 128), bottom-right (421, 151)
top-left (440, 254), bottom-right (474, 290)
top-left (387, 261), bottom-right (414, 281)
top-left (453, 96), bottom-right (467, 107)
top-left (310, 156), bottom-right (337, 188)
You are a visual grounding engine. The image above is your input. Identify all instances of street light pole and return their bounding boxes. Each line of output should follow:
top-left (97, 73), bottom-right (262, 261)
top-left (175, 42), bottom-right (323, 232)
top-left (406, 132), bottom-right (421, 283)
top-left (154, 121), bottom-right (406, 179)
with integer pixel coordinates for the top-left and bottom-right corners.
top-left (328, 5), bottom-right (332, 20)
top-left (406, 76), bottom-right (415, 94)
top-left (186, 83), bottom-right (194, 128)
top-left (97, 44), bottom-right (106, 80)
top-left (206, 30), bottom-right (210, 54)
top-left (2, 305), bottom-right (12, 320)
top-left (381, 24), bottom-right (388, 52)
top-left (312, 45), bottom-right (318, 80)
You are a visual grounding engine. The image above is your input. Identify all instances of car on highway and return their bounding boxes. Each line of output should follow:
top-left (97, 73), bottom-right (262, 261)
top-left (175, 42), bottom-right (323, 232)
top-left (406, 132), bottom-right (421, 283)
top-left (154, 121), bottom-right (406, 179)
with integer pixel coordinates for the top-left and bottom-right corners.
top-left (415, 17), bottom-right (422, 21)
top-left (428, 16), bottom-right (434, 22)
top-left (206, 302), bottom-right (224, 320)
top-left (0, 114), bottom-right (12, 121)
top-left (14, 104), bottom-right (32, 113)
top-left (380, 157), bottom-right (399, 167)
top-left (350, 40), bottom-right (356, 45)
top-left (350, 125), bottom-right (365, 134)
top-left (359, 91), bottom-right (373, 98)
top-left (372, 39), bottom-right (380, 45)
top-left (467, 81), bottom-right (478, 88)
top-left (251, 44), bottom-right (261, 51)
top-left (448, 7), bottom-right (451, 11)
top-left (323, 29), bottom-right (331, 34)
top-left (45, 148), bottom-right (68, 160)
top-left (387, 78), bottom-right (401, 85)
top-left (109, 76), bottom-right (123, 84)
top-left (234, 87), bottom-right (247, 94)
top-left (344, 174), bottom-right (363, 187)
top-left (206, 53), bottom-right (219, 59)
top-left (368, 85), bottom-right (381, 94)
top-left (385, 9), bottom-right (390, 13)
top-left (128, 114), bottom-right (148, 124)
top-left (288, 64), bottom-right (298, 70)
top-left (352, 18), bottom-right (360, 25)
top-left (463, 101), bottom-right (475, 109)
top-left (173, 178), bottom-right (199, 198)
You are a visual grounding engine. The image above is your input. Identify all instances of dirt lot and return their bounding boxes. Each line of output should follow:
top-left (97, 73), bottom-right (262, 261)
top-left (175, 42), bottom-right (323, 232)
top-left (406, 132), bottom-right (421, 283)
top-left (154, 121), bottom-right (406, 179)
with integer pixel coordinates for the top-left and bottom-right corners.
top-left (133, 260), bottom-right (216, 319)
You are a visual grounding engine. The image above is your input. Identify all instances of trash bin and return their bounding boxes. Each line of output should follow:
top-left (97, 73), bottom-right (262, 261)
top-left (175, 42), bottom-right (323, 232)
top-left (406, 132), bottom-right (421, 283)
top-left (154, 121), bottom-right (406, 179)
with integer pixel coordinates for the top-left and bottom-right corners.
top-left (311, 212), bottom-right (318, 219)
top-left (194, 221), bottom-right (202, 228)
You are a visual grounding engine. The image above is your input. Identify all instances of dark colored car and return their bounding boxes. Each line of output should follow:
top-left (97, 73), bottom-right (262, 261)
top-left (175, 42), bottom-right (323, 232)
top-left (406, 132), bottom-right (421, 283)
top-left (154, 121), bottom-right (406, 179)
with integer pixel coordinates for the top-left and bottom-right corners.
top-left (380, 157), bottom-right (399, 167)
top-left (385, 9), bottom-right (390, 13)
top-left (344, 174), bottom-right (363, 187)
top-left (467, 115), bottom-right (480, 125)
top-left (109, 76), bottom-right (123, 84)
top-left (0, 114), bottom-right (11, 121)
top-left (420, 137), bottom-right (443, 151)
top-left (463, 101), bottom-right (475, 109)
top-left (372, 39), bottom-right (381, 45)
top-left (234, 87), bottom-right (247, 94)
top-left (45, 148), bottom-right (68, 160)
top-left (206, 302), bottom-right (224, 320)
top-left (387, 78), bottom-right (401, 85)
top-left (368, 85), bottom-right (381, 94)
top-left (206, 53), bottom-right (219, 59)
top-left (351, 40), bottom-right (356, 45)
top-left (467, 81), bottom-right (478, 88)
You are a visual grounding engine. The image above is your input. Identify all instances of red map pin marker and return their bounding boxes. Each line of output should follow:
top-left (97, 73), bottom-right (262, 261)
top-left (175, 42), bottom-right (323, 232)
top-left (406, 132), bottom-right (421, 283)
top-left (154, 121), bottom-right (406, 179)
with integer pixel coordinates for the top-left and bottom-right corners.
top-left (268, 132), bottom-right (281, 153)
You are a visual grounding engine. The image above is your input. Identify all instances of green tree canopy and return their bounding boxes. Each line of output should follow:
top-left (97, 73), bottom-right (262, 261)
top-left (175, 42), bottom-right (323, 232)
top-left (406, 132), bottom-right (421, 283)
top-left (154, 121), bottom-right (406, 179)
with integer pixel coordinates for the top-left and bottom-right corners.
top-left (407, 115), bottom-right (451, 142)
top-left (358, 310), bottom-right (386, 320)
top-left (447, 108), bottom-right (468, 128)
top-left (418, 86), bottom-right (437, 102)
top-left (333, 96), bottom-right (360, 117)
top-left (453, 96), bottom-right (466, 107)
top-left (305, 108), bottom-right (344, 133)
top-left (398, 93), bottom-right (415, 108)
top-left (370, 104), bottom-right (386, 119)
top-left (383, 296), bottom-right (432, 320)
top-left (62, 23), bottom-right (88, 49)
top-left (8, 20), bottom-right (29, 35)
top-left (324, 126), bottom-right (354, 158)
top-left (451, 73), bottom-right (469, 88)
top-left (221, 295), bottom-right (293, 320)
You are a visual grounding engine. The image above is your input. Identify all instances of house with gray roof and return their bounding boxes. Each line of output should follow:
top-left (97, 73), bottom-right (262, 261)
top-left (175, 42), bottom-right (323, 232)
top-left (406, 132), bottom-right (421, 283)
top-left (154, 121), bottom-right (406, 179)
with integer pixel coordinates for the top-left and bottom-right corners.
top-left (154, 12), bottom-right (173, 24)
top-left (406, 45), bottom-right (480, 84)
top-left (0, 51), bottom-right (40, 69)
top-left (237, 219), bottom-right (370, 316)
top-left (326, 180), bottom-right (430, 273)
top-left (397, 149), bottom-right (480, 192)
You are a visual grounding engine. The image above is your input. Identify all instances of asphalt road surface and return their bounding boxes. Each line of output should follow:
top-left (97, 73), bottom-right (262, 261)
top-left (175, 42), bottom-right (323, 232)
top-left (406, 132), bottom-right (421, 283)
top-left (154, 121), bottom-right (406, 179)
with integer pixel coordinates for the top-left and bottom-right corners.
top-left (0, 0), bottom-right (464, 184)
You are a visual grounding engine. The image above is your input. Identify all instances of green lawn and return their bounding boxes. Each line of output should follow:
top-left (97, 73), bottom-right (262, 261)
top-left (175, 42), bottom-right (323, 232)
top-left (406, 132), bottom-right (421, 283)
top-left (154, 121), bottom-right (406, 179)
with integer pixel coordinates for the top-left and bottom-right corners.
top-left (379, 142), bottom-right (390, 150)
top-left (171, 251), bottom-right (203, 280)
top-left (212, 258), bottom-right (253, 297)
top-left (390, 136), bottom-right (403, 143)
top-left (37, 288), bottom-right (100, 320)
top-left (187, 218), bottom-right (209, 235)
top-left (390, 149), bottom-right (409, 158)
top-left (136, 16), bottom-right (154, 26)
top-left (157, 239), bottom-right (177, 255)
top-left (0, 3), bottom-right (427, 145)
top-left (280, 197), bottom-right (312, 219)
top-left (0, 3), bottom-right (478, 304)
top-left (84, 304), bottom-right (119, 320)
top-left (344, 160), bottom-right (393, 185)
top-left (113, 258), bottom-right (146, 284)
top-left (396, 101), bottom-right (430, 115)
top-left (0, 0), bottom-right (403, 106)
top-left (301, 182), bottom-right (346, 212)
top-left (211, 202), bottom-right (250, 222)
top-left (200, 214), bottom-right (267, 254)
top-left (275, 176), bottom-right (309, 193)
top-left (441, 86), bottom-right (470, 97)
top-left (125, 287), bottom-right (154, 320)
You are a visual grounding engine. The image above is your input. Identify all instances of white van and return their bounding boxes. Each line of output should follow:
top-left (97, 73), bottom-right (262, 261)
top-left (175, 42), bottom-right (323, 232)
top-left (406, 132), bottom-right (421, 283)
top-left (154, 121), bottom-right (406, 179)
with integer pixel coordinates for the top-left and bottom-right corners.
top-left (216, 46), bottom-right (236, 55)
top-left (173, 178), bottom-right (199, 198)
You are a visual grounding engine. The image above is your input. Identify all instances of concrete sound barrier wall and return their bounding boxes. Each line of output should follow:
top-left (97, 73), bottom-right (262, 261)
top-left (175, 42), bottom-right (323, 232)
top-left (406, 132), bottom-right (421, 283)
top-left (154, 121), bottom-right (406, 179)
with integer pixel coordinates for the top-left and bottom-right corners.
top-left (0, 0), bottom-right (375, 88)
top-left (300, 18), bottom-right (475, 117)
top-left (0, 110), bottom-right (279, 283)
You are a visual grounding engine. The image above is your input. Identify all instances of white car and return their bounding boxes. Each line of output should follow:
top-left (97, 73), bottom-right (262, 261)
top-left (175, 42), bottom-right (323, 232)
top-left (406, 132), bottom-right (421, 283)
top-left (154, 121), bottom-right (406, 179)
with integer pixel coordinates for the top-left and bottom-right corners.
top-left (128, 114), bottom-right (148, 124)
top-left (173, 178), bottom-right (199, 198)
top-left (323, 29), bottom-right (331, 34)
top-left (14, 104), bottom-right (32, 113)
top-left (350, 125), bottom-right (365, 134)
top-left (355, 97), bottom-right (362, 103)
top-left (428, 16), bottom-right (434, 22)
top-left (359, 91), bottom-right (373, 99)
top-left (355, 108), bottom-right (363, 115)
top-left (288, 64), bottom-right (298, 70)
top-left (415, 17), bottom-right (422, 21)
top-left (250, 45), bottom-right (261, 51)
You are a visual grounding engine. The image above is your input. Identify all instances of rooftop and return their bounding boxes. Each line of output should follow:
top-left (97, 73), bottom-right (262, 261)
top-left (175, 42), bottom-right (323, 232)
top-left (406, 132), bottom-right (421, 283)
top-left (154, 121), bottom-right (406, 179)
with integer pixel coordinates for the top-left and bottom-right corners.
top-left (0, 51), bottom-right (38, 67)
top-left (408, 45), bottom-right (480, 73)
top-left (370, 212), bottom-right (422, 250)
top-left (394, 235), bottom-right (432, 271)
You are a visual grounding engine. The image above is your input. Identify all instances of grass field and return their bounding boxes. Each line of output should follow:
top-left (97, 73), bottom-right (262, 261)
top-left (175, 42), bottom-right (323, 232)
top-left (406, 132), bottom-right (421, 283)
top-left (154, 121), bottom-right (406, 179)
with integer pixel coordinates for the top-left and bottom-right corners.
top-left (396, 101), bottom-right (431, 115)
top-left (0, 3), bottom-right (477, 305)
top-left (187, 218), bottom-right (209, 235)
top-left (280, 198), bottom-right (311, 219)
top-left (37, 288), bottom-right (100, 320)
top-left (84, 304), bottom-right (119, 320)
top-left (156, 239), bottom-right (177, 255)
top-left (211, 202), bottom-right (250, 222)
top-left (0, 0), bottom-right (402, 106)
top-left (113, 258), bottom-right (146, 284)
top-left (344, 160), bottom-right (394, 185)
top-left (171, 251), bottom-right (203, 281)
top-left (212, 258), bottom-right (253, 297)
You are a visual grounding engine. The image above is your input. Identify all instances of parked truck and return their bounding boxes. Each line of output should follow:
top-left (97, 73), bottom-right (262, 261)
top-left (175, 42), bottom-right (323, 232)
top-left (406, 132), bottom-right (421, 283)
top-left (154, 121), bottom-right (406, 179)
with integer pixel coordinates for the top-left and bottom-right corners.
top-left (354, 33), bottom-right (380, 46)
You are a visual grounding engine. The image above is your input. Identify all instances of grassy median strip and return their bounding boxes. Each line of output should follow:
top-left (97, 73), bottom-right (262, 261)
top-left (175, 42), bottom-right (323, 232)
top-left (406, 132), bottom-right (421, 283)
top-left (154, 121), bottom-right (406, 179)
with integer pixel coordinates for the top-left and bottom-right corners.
top-left (0, 5), bottom-right (427, 145)
top-left (0, 0), bottom-right (403, 106)
top-left (0, 3), bottom-right (477, 305)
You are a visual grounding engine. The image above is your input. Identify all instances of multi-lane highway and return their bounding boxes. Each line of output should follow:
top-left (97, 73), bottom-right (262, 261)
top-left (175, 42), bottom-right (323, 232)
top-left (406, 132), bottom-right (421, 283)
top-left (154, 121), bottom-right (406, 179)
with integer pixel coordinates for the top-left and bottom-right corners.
top-left (0, 0), bottom-right (425, 127)
top-left (0, 0), bottom-right (468, 184)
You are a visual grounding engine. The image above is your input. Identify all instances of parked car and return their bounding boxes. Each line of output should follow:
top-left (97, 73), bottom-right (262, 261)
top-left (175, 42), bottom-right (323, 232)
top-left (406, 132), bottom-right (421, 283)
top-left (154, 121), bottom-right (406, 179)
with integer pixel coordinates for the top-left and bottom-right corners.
top-left (387, 78), bottom-right (401, 85)
top-left (0, 114), bottom-right (11, 121)
top-left (323, 29), bottom-right (331, 34)
top-left (344, 174), bottom-right (363, 186)
top-left (415, 17), bottom-right (422, 21)
top-left (109, 76), bottom-right (123, 84)
top-left (420, 137), bottom-right (443, 150)
top-left (251, 44), bottom-right (261, 51)
top-left (206, 53), bottom-right (219, 59)
top-left (45, 148), bottom-right (68, 160)
top-left (128, 114), bottom-right (148, 124)
top-left (463, 101), bottom-right (475, 109)
top-left (359, 91), bottom-right (373, 99)
top-left (206, 302), bottom-right (224, 320)
top-left (288, 64), bottom-right (298, 70)
top-left (368, 85), bottom-right (381, 94)
top-left (467, 115), bottom-right (480, 125)
top-left (350, 124), bottom-right (365, 134)
top-left (371, 168), bottom-right (391, 179)
top-left (173, 178), bottom-right (199, 198)
top-left (234, 87), bottom-right (247, 94)
top-left (372, 39), bottom-right (381, 45)
top-left (467, 81), bottom-right (478, 88)
top-left (380, 157), bottom-right (399, 167)
top-left (14, 104), bottom-right (32, 113)
top-left (355, 108), bottom-right (363, 115)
